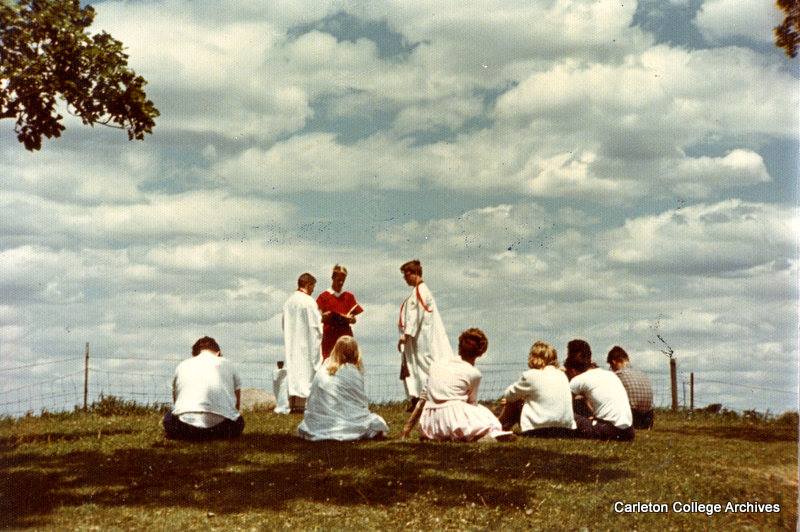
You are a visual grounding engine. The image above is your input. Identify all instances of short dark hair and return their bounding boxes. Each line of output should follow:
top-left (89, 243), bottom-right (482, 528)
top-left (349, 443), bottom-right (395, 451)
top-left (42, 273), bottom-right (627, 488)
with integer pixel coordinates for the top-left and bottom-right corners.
top-left (192, 336), bottom-right (220, 356)
top-left (564, 339), bottom-right (593, 373)
top-left (277, 360), bottom-right (284, 369)
top-left (458, 328), bottom-right (488, 359)
top-left (606, 345), bottom-right (629, 365)
top-left (400, 260), bottom-right (422, 276)
top-left (297, 272), bottom-right (316, 288)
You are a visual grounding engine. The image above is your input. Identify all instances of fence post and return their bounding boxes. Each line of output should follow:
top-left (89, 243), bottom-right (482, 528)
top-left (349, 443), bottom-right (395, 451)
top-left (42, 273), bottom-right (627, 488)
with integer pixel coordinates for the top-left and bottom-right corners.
top-left (670, 358), bottom-right (678, 411)
top-left (690, 372), bottom-right (694, 411)
top-left (83, 342), bottom-right (89, 411)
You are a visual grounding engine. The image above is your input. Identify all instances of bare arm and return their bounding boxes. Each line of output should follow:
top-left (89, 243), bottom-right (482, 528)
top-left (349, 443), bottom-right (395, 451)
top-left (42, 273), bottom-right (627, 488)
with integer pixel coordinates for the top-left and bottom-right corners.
top-left (235, 389), bottom-right (241, 411)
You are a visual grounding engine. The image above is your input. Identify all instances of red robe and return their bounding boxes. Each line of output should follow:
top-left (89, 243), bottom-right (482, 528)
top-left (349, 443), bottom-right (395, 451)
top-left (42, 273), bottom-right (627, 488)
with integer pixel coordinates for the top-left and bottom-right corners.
top-left (316, 290), bottom-right (363, 358)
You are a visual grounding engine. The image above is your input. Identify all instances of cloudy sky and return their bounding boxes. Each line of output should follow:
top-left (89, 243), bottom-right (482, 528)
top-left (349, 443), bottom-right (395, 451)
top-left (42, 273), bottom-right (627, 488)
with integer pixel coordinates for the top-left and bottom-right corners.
top-left (1, 0), bottom-right (797, 414)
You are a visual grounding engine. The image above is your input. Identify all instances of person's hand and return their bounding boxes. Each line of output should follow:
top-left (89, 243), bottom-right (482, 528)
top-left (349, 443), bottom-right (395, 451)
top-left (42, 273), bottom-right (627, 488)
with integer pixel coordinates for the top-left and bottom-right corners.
top-left (397, 335), bottom-right (406, 353)
top-left (499, 398), bottom-right (507, 406)
top-left (346, 314), bottom-right (357, 324)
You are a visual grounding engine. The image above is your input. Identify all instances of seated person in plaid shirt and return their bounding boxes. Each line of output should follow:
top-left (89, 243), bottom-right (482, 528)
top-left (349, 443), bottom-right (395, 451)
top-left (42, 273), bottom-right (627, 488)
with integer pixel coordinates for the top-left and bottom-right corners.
top-left (607, 346), bottom-right (654, 429)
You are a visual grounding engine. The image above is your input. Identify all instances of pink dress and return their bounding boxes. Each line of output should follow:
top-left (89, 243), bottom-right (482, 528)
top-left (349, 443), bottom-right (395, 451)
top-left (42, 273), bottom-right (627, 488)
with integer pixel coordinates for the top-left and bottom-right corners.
top-left (418, 358), bottom-right (509, 441)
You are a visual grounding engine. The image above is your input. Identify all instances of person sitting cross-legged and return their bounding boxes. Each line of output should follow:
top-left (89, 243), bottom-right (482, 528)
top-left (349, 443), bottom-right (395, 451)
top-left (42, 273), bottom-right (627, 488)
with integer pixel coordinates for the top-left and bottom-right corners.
top-left (564, 339), bottom-right (634, 441)
top-left (401, 328), bottom-right (514, 442)
top-left (497, 340), bottom-right (576, 437)
top-left (297, 336), bottom-right (389, 441)
top-left (607, 346), bottom-right (654, 429)
top-left (163, 336), bottom-right (244, 441)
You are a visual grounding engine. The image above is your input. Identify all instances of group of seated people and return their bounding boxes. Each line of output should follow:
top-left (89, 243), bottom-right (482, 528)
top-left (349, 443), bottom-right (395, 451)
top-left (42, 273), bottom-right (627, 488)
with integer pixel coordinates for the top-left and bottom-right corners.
top-left (163, 332), bottom-right (653, 443)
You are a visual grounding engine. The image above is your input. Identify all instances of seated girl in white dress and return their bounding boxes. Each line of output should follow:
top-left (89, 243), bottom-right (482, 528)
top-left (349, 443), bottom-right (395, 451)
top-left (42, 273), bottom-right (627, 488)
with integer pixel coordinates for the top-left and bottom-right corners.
top-left (401, 328), bottom-right (513, 442)
top-left (497, 341), bottom-right (577, 437)
top-left (297, 336), bottom-right (389, 441)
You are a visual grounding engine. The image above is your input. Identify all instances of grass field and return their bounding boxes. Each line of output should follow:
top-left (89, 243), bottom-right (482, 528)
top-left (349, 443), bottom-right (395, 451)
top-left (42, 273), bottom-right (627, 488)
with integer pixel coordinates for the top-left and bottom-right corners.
top-left (1, 402), bottom-right (797, 531)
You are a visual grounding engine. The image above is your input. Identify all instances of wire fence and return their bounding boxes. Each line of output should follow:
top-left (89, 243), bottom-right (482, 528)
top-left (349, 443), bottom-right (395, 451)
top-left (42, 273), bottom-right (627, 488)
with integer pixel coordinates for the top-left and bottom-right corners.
top-left (1, 353), bottom-right (797, 418)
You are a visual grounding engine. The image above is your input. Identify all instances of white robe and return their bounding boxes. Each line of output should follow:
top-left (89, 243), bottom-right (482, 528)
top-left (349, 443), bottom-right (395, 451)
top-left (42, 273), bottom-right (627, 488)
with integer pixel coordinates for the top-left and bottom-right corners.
top-left (297, 363), bottom-right (389, 441)
top-left (399, 282), bottom-right (454, 398)
top-left (282, 290), bottom-right (323, 399)
top-left (272, 367), bottom-right (290, 414)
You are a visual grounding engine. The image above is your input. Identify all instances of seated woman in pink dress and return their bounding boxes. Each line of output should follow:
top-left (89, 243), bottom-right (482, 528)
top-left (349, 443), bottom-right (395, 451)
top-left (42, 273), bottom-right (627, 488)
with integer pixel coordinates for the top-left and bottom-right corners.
top-left (400, 328), bottom-right (513, 442)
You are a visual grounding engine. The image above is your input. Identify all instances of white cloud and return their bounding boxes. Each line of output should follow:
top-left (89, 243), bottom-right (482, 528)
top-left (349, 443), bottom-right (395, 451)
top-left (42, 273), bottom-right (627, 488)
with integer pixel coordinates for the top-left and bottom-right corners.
top-left (669, 149), bottom-right (771, 198)
top-left (1, 190), bottom-right (295, 244)
top-left (607, 200), bottom-right (798, 273)
top-left (695, 0), bottom-right (783, 44)
top-left (525, 151), bottom-right (638, 200)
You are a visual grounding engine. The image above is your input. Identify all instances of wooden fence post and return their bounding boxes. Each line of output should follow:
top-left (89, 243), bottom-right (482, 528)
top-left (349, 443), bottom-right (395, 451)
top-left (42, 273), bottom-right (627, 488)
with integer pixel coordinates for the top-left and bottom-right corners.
top-left (83, 342), bottom-right (89, 411)
top-left (670, 357), bottom-right (678, 411)
top-left (690, 372), bottom-right (694, 411)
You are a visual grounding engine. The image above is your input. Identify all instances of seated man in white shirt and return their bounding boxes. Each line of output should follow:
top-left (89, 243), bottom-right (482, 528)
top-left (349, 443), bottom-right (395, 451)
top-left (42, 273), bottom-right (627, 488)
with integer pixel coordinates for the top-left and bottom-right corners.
top-left (163, 336), bottom-right (244, 440)
top-left (564, 339), bottom-right (634, 441)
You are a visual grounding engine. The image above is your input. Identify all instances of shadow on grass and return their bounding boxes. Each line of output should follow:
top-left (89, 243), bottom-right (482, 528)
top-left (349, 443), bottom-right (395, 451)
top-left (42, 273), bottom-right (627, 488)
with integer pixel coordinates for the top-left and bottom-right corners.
top-left (1, 431), bottom-right (631, 528)
top-left (658, 423), bottom-right (797, 443)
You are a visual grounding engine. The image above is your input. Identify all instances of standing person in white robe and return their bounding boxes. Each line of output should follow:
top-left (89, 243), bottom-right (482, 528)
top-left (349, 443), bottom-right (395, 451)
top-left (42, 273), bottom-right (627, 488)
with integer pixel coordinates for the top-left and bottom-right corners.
top-left (298, 336), bottom-right (389, 441)
top-left (272, 360), bottom-right (290, 414)
top-left (282, 272), bottom-right (323, 412)
top-left (396, 260), bottom-right (453, 411)
top-left (400, 328), bottom-right (513, 442)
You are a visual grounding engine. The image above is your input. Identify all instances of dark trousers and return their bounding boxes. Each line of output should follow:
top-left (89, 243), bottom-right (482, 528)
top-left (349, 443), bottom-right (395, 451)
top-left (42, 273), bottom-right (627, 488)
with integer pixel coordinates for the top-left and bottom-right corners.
top-left (633, 409), bottom-right (654, 430)
top-left (163, 411), bottom-right (244, 441)
top-left (520, 427), bottom-right (577, 438)
top-left (574, 414), bottom-right (634, 441)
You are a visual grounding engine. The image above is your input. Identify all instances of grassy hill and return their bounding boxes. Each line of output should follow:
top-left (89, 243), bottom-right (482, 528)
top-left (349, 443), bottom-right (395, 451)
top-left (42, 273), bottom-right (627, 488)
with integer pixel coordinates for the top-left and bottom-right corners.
top-left (1, 402), bottom-right (797, 530)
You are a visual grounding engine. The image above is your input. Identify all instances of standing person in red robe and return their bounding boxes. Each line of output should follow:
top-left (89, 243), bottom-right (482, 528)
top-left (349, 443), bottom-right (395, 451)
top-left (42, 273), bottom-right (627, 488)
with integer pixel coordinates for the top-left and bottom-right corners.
top-left (316, 265), bottom-right (364, 359)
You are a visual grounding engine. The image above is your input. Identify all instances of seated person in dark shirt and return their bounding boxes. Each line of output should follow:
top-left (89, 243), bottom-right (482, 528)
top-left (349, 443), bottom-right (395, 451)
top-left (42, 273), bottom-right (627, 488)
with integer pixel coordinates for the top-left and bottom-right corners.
top-left (607, 345), bottom-right (654, 429)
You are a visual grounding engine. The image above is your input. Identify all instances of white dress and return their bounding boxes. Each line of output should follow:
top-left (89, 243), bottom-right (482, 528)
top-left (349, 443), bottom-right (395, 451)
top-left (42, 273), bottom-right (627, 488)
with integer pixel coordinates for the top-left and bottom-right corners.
top-left (399, 282), bottom-right (454, 398)
top-left (297, 363), bottom-right (389, 441)
top-left (282, 290), bottom-right (323, 398)
top-left (418, 358), bottom-right (509, 441)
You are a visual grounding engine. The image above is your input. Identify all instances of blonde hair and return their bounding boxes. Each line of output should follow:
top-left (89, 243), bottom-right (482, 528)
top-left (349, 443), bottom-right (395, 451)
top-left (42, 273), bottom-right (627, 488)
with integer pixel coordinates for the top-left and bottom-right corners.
top-left (327, 336), bottom-right (363, 375)
top-left (528, 341), bottom-right (558, 369)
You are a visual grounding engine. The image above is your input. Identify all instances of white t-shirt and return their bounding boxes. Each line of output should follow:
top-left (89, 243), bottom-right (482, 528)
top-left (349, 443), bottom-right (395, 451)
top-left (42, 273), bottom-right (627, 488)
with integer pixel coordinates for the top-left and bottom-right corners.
top-left (569, 368), bottom-right (632, 429)
top-left (502, 366), bottom-right (576, 431)
top-left (172, 350), bottom-right (242, 425)
top-left (422, 358), bottom-right (480, 404)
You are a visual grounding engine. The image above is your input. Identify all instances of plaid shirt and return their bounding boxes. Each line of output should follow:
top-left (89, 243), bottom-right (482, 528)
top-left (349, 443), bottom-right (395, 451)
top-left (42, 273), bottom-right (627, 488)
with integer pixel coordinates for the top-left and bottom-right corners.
top-left (615, 366), bottom-right (653, 412)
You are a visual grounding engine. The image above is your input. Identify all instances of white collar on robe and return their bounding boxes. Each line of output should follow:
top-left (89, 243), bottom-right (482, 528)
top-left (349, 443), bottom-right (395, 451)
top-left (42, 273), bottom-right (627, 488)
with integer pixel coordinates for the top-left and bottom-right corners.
top-left (326, 288), bottom-right (343, 297)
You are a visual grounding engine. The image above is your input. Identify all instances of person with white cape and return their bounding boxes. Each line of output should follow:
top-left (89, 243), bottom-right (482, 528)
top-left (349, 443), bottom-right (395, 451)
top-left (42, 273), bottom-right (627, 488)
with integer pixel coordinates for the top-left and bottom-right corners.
top-left (272, 360), bottom-right (290, 414)
top-left (297, 336), bottom-right (389, 441)
top-left (282, 272), bottom-right (323, 412)
top-left (397, 259), bottom-right (453, 411)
